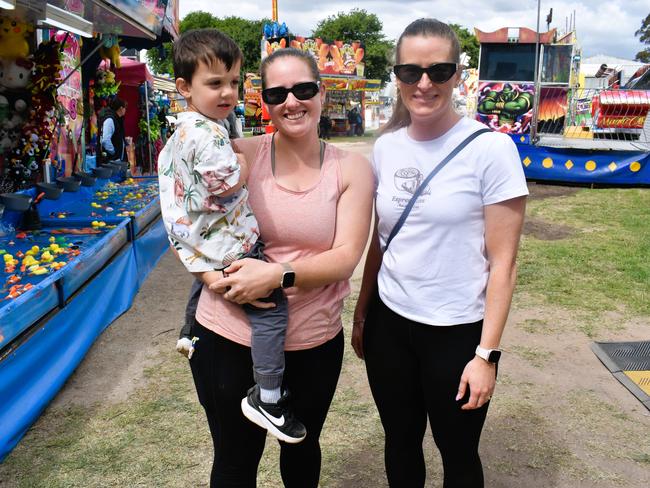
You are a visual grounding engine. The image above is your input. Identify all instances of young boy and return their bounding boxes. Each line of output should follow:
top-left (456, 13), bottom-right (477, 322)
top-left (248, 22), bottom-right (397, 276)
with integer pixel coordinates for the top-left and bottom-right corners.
top-left (157, 28), bottom-right (305, 444)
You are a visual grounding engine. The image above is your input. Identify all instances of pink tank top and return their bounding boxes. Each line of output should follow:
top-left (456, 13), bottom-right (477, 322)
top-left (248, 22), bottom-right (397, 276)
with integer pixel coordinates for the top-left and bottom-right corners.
top-left (195, 134), bottom-right (350, 350)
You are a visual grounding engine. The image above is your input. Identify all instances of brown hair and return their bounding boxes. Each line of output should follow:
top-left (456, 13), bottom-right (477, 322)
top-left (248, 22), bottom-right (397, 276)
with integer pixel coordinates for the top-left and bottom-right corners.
top-left (109, 97), bottom-right (127, 111)
top-left (260, 48), bottom-right (321, 88)
top-left (173, 29), bottom-right (242, 84)
top-left (380, 19), bottom-right (461, 135)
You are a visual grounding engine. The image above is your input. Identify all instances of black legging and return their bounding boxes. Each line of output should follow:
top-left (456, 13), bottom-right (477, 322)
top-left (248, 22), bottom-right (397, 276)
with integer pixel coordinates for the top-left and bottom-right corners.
top-left (189, 321), bottom-right (344, 488)
top-left (363, 293), bottom-right (490, 488)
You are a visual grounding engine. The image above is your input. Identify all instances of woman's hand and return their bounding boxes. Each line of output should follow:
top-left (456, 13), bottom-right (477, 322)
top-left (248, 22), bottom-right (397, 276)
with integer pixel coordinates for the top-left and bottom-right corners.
top-left (209, 258), bottom-right (281, 307)
top-left (456, 357), bottom-right (496, 410)
top-left (351, 319), bottom-right (365, 359)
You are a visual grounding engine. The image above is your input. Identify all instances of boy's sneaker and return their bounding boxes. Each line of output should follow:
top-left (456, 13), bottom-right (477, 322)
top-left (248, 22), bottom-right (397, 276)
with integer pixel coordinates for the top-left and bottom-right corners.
top-left (176, 336), bottom-right (197, 359)
top-left (241, 385), bottom-right (306, 444)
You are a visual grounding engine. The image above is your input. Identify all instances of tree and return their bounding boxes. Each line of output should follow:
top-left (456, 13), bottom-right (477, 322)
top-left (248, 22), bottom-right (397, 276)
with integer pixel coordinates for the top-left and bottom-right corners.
top-left (449, 24), bottom-right (479, 69)
top-left (312, 9), bottom-right (394, 83)
top-left (146, 12), bottom-right (270, 77)
top-left (635, 13), bottom-right (650, 63)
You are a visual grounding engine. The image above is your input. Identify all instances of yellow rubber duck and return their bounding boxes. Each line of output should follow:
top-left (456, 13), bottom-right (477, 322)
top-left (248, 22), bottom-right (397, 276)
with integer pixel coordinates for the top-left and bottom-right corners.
top-left (40, 251), bottom-right (54, 263)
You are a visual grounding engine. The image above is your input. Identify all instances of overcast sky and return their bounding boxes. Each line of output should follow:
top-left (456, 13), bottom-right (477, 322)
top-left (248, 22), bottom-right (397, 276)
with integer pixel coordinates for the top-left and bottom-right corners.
top-left (180, 0), bottom-right (648, 61)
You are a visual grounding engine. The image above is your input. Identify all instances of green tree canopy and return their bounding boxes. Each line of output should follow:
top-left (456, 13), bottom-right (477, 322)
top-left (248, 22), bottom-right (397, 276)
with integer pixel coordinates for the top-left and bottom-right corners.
top-left (312, 8), bottom-right (394, 83)
top-left (635, 13), bottom-right (650, 63)
top-left (450, 24), bottom-right (479, 69)
top-left (146, 11), bottom-right (269, 77)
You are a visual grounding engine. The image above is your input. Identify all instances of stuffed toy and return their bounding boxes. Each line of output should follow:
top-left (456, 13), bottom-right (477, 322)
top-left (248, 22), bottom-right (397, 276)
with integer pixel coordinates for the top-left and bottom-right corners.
top-left (99, 34), bottom-right (121, 69)
top-left (0, 56), bottom-right (33, 90)
top-left (94, 68), bottom-right (119, 100)
top-left (0, 16), bottom-right (33, 59)
top-left (0, 126), bottom-right (11, 152)
top-left (0, 57), bottom-right (32, 116)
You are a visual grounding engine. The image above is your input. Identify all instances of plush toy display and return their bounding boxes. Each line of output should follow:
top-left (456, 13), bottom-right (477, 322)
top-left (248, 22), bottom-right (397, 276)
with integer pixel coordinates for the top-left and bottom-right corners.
top-left (4, 38), bottom-right (63, 191)
top-left (0, 16), bottom-right (33, 59)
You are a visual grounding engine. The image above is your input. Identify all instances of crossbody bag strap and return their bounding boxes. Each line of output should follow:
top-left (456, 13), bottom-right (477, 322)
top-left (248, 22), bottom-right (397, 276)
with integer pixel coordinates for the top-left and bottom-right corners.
top-left (384, 128), bottom-right (491, 251)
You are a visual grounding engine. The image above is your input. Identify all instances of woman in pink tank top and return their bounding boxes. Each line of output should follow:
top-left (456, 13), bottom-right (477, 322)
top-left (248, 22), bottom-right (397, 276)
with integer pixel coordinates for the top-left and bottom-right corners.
top-left (189, 48), bottom-right (373, 487)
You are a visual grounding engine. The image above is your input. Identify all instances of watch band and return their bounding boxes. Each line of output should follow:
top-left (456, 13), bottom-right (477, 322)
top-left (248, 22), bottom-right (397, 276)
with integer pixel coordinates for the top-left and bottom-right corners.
top-left (475, 345), bottom-right (501, 364)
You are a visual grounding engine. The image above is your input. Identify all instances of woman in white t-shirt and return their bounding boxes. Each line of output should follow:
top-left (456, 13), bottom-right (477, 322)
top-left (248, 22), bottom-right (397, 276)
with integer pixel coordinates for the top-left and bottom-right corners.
top-left (352, 18), bottom-right (528, 487)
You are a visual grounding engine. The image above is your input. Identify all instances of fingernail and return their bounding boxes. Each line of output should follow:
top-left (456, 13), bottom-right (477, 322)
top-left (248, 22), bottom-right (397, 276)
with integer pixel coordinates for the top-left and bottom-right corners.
top-left (455, 393), bottom-right (461, 401)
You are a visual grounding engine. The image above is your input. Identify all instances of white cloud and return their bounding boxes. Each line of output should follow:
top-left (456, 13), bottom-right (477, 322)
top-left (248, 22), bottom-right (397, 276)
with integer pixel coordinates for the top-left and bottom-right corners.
top-left (181, 0), bottom-right (648, 60)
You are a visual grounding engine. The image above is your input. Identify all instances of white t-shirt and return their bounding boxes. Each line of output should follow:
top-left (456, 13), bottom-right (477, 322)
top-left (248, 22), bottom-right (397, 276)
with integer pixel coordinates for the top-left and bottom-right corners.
top-left (372, 117), bottom-right (529, 326)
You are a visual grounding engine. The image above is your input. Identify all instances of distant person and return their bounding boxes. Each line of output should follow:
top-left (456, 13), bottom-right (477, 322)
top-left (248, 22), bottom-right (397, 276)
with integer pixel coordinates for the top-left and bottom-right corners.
top-left (352, 18), bottom-right (528, 487)
top-left (219, 109), bottom-right (244, 139)
top-left (347, 106), bottom-right (359, 136)
top-left (98, 98), bottom-right (127, 164)
top-left (319, 113), bottom-right (332, 139)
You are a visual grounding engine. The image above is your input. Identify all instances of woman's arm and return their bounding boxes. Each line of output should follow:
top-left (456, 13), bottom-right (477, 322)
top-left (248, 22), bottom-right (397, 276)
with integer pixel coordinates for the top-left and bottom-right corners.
top-left (457, 195), bottom-right (526, 410)
top-left (351, 215), bottom-right (381, 359)
top-left (211, 150), bottom-right (374, 303)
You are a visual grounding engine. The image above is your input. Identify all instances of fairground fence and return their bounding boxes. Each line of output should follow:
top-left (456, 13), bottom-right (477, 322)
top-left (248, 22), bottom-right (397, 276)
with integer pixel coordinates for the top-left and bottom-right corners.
top-left (537, 88), bottom-right (650, 151)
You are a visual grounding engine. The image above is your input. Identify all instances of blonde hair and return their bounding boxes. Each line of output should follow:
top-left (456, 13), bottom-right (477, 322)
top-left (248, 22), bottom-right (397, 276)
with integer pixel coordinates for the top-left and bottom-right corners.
top-left (380, 19), bottom-right (461, 135)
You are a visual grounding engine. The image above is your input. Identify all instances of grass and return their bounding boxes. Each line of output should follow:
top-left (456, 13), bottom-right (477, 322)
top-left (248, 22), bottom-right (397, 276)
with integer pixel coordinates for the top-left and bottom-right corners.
top-left (510, 345), bottom-right (554, 368)
top-left (517, 188), bottom-right (650, 319)
top-left (1, 185), bottom-right (650, 487)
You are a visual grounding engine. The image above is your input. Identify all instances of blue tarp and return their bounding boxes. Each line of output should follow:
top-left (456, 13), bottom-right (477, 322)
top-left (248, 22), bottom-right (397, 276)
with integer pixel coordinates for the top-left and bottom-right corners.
top-left (0, 218), bottom-right (168, 461)
top-left (133, 218), bottom-right (169, 288)
top-left (514, 140), bottom-right (650, 185)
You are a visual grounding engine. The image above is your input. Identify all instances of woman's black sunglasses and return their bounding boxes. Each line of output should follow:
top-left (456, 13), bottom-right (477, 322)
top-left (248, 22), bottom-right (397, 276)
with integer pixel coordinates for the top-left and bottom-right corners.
top-left (262, 81), bottom-right (320, 105)
top-left (393, 63), bottom-right (458, 85)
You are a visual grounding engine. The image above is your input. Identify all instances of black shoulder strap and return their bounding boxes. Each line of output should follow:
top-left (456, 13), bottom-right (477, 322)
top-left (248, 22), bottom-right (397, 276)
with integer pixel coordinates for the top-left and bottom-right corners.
top-left (384, 128), bottom-right (491, 251)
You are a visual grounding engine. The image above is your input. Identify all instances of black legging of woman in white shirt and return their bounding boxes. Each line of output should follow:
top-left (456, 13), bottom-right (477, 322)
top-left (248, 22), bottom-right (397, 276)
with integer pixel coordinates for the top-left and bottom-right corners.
top-left (363, 292), bottom-right (490, 488)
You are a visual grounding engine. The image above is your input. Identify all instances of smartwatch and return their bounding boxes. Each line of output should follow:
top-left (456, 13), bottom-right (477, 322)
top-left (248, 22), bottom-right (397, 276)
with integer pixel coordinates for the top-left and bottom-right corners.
top-left (280, 263), bottom-right (295, 289)
top-left (475, 345), bottom-right (501, 364)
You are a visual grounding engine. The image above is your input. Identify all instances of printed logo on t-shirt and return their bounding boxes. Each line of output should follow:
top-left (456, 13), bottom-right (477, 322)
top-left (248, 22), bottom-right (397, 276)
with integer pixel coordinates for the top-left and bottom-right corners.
top-left (393, 168), bottom-right (431, 195)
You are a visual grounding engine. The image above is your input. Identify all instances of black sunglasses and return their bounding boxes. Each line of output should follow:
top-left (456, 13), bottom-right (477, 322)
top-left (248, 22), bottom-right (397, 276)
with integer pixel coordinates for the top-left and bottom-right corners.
top-left (262, 81), bottom-right (320, 105)
top-left (393, 63), bottom-right (458, 84)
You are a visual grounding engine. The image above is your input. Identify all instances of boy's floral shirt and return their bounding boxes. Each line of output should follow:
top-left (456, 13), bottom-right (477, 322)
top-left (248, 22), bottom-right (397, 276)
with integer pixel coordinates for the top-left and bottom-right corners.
top-left (157, 111), bottom-right (259, 272)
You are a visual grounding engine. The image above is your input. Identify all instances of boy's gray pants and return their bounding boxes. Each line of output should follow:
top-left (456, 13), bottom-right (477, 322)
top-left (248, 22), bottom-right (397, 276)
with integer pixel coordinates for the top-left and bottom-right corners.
top-left (181, 241), bottom-right (289, 391)
top-left (244, 288), bottom-right (288, 390)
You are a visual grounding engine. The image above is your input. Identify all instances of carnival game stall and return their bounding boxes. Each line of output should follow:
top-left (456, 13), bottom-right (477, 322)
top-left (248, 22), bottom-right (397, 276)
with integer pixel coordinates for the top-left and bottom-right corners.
top-left (0, 0), bottom-right (179, 462)
top-left (0, 174), bottom-right (169, 462)
top-left (474, 27), bottom-right (650, 185)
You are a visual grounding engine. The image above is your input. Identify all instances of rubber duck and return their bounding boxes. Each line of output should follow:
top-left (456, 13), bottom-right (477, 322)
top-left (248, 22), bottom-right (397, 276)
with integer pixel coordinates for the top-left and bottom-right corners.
top-left (25, 245), bottom-right (40, 256)
top-left (40, 251), bottom-right (54, 263)
top-left (22, 255), bottom-right (38, 267)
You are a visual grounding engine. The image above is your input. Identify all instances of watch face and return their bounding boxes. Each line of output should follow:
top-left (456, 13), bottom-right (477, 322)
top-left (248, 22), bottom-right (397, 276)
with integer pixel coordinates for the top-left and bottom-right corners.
top-left (282, 271), bottom-right (295, 288)
top-left (488, 350), bottom-right (501, 364)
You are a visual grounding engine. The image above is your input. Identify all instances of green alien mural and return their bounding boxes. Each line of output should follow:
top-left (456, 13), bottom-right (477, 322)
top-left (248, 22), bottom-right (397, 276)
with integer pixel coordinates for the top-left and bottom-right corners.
top-left (477, 82), bottom-right (535, 133)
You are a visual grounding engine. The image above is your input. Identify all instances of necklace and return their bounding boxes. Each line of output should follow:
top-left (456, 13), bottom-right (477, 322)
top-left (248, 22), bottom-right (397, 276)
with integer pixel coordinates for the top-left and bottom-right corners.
top-left (270, 132), bottom-right (325, 176)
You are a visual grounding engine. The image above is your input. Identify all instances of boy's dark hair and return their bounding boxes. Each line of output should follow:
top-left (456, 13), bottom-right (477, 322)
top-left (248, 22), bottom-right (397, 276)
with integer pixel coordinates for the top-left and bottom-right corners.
top-left (173, 29), bottom-right (243, 84)
top-left (110, 97), bottom-right (127, 111)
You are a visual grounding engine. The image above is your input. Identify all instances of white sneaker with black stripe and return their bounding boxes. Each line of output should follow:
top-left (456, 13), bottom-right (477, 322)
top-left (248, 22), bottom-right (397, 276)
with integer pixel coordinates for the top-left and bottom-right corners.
top-left (241, 385), bottom-right (306, 443)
